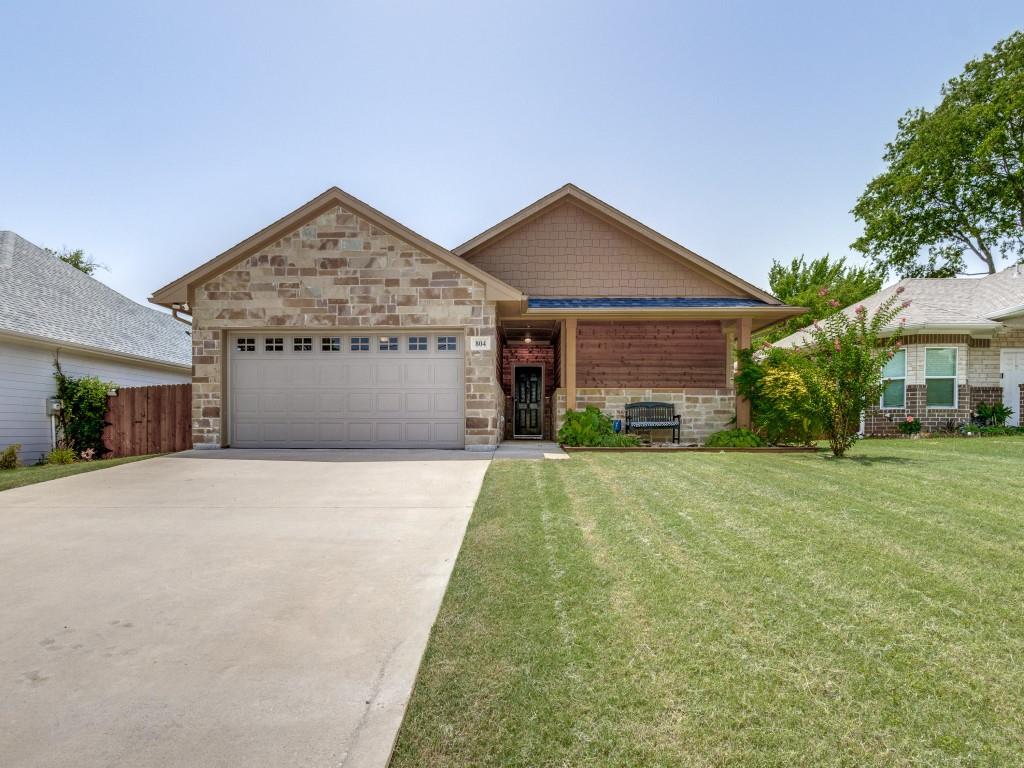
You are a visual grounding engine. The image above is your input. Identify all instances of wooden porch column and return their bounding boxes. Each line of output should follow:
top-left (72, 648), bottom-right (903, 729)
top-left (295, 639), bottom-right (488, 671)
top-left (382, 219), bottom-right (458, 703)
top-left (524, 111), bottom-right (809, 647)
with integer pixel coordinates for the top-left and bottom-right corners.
top-left (564, 318), bottom-right (577, 410)
top-left (735, 317), bottom-right (752, 429)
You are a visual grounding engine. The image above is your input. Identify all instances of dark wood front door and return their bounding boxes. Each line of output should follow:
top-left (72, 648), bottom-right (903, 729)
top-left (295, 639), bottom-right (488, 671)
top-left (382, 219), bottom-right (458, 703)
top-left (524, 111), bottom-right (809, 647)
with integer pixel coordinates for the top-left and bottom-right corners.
top-left (514, 366), bottom-right (543, 438)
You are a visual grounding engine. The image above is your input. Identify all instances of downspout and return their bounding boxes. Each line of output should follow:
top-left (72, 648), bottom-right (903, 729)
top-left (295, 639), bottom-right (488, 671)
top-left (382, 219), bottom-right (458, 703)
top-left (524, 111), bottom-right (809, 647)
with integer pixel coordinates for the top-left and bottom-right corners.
top-left (171, 303), bottom-right (193, 326)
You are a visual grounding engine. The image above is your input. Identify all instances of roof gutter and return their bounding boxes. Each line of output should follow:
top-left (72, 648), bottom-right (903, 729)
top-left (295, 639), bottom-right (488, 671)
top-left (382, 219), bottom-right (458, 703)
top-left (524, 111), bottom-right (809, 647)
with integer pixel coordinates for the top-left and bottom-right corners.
top-left (0, 328), bottom-right (191, 372)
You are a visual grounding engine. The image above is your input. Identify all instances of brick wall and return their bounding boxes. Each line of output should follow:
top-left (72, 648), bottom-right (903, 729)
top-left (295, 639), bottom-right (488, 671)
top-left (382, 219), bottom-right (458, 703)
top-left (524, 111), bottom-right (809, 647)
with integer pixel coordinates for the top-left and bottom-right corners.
top-left (467, 201), bottom-right (743, 298)
top-left (190, 204), bottom-right (501, 449)
top-left (554, 387), bottom-right (735, 445)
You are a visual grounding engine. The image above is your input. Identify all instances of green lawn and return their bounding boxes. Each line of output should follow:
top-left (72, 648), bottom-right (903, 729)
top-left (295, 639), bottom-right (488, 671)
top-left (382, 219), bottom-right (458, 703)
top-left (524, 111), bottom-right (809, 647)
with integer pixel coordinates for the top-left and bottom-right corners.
top-left (0, 455), bottom-right (157, 492)
top-left (392, 438), bottom-right (1024, 767)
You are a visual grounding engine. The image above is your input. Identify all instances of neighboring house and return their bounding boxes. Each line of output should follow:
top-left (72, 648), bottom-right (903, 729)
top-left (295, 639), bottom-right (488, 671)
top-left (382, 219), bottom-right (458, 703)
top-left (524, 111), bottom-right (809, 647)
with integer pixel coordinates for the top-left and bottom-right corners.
top-left (774, 266), bottom-right (1024, 433)
top-left (0, 232), bottom-right (192, 462)
top-left (150, 184), bottom-right (803, 450)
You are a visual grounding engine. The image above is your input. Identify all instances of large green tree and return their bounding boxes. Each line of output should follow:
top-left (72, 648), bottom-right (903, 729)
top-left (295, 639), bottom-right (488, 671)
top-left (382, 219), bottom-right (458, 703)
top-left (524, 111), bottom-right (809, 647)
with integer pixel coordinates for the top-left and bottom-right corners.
top-left (852, 31), bottom-right (1024, 277)
top-left (761, 254), bottom-right (883, 343)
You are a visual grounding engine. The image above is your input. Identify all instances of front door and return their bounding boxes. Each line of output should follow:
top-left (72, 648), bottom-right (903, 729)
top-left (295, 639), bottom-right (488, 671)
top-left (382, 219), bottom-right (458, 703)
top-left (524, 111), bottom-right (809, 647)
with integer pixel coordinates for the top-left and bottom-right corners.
top-left (514, 366), bottom-right (543, 438)
top-left (1002, 349), bottom-right (1024, 427)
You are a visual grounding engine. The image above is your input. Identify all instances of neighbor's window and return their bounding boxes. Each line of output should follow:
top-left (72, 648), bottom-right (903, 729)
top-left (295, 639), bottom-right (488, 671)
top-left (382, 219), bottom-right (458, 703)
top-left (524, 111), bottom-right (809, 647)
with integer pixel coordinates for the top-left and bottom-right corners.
top-left (350, 336), bottom-right (370, 352)
top-left (437, 335), bottom-right (457, 352)
top-left (378, 336), bottom-right (399, 351)
top-left (264, 337), bottom-right (284, 352)
top-left (235, 337), bottom-right (256, 352)
top-left (925, 348), bottom-right (958, 407)
top-left (408, 336), bottom-right (428, 351)
top-left (881, 349), bottom-right (906, 408)
top-left (293, 337), bottom-right (313, 352)
top-left (321, 336), bottom-right (342, 352)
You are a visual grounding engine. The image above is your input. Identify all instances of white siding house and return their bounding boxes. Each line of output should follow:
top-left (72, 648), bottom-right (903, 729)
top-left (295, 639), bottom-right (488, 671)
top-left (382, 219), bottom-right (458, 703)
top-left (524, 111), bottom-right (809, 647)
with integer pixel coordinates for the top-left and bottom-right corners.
top-left (0, 232), bottom-right (191, 463)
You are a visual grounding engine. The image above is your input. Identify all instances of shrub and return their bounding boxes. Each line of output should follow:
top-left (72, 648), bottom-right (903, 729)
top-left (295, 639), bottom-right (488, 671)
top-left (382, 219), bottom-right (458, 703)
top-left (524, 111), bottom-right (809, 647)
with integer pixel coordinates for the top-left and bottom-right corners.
top-left (704, 429), bottom-right (765, 448)
top-left (976, 425), bottom-right (1024, 436)
top-left (0, 444), bottom-right (20, 470)
top-left (558, 406), bottom-right (640, 447)
top-left (974, 402), bottom-right (1014, 427)
top-left (47, 446), bottom-right (77, 465)
top-left (898, 416), bottom-right (922, 435)
top-left (797, 291), bottom-right (907, 457)
top-left (53, 363), bottom-right (113, 457)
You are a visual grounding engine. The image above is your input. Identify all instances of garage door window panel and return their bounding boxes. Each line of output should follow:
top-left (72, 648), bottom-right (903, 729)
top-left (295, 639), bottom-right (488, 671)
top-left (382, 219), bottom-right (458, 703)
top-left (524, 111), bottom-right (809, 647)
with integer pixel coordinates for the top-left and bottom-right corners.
top-left (236, 338), bottom-right (256, 352)
top-left (293, 337), bottom-right (313, 352)
top-left (351, 337), bottom-right (369, 352)
top-left (438, 336), bottom-right (457, 352)
top-left (322, 337), bottom-right (342, 352)
top-left (265, 337), bottom-right (284, 352)
top-left (379, 336), bottom-right (399, 351)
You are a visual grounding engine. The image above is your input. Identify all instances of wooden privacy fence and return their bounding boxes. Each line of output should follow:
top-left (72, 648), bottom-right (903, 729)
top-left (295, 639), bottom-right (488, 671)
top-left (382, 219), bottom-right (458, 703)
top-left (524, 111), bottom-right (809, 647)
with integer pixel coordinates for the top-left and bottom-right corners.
top-left (103, 383), bottom-right (192, 457)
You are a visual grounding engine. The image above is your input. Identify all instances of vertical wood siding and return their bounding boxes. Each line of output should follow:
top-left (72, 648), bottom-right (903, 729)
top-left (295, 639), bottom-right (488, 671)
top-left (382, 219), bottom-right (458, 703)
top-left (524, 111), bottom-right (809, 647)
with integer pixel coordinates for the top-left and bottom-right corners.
top-left (103, 384), bottom-right (192, 457)
top-left (576, 321), bottom-right (727, 388)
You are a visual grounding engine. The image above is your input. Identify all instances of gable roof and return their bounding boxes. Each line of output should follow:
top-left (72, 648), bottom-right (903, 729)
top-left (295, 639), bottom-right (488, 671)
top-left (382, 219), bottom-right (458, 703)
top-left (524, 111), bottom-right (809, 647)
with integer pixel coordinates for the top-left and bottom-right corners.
top-left (150, 187), bottom-right (523, 307)
top-left (453, 183), bottom-right (782, 304)
top-left (0, 231), bottom-right (191, 368)
top-left (773, 264), bottom-right (1024, 348)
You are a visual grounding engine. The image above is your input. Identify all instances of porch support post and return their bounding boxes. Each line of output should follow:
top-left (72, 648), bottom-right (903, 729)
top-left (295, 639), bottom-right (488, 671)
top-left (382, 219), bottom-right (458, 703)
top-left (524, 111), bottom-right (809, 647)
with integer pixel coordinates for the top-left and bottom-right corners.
top-left (735, 317), bottom-right (752, 429)
top-left (565, 317), bottom-right (577, 411)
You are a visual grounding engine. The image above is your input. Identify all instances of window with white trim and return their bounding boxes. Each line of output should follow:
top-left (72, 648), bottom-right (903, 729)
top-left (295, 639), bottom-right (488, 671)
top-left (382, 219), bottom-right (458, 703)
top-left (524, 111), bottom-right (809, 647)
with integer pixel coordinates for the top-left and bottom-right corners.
top-left (350, 336), bottom-right (369, 352)
top-left (264, 337), bottom-right (284, 352)
top-left (321, 336), bottom-right (342, 352)
top-left (880, 349), bottom-right (906, 408)
top-left (235, 337), bottom-right (256, 352)
top-left (378, 336), bottom-right (399, 351)
top-left (437, 335), bottom-right (457, 352)
top-left (408, 336), bottom-right (428, 352)
top-left (293, 337), bottom-right (313, 352)
top-left (925, 348), bottom-right (958, 407)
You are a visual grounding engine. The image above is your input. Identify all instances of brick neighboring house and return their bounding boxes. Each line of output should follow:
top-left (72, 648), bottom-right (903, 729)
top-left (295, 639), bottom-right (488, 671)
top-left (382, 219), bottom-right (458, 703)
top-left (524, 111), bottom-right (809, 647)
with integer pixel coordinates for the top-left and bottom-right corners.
top-left (150, 184), bottom-right (803, 449)
top-left (774, 266), bottom-right (1024, 434)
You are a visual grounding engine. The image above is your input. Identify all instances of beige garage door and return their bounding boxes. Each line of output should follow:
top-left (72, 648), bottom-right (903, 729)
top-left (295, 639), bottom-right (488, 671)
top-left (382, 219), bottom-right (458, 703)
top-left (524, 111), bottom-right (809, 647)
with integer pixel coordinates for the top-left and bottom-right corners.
top-left (229, 332), bottom-right (464, 448)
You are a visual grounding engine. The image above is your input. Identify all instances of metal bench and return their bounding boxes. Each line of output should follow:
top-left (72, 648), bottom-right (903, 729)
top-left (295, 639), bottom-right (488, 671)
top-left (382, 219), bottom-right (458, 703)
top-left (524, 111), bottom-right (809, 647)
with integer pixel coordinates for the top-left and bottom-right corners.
top-left (624, 401), bottom-right (680, 444)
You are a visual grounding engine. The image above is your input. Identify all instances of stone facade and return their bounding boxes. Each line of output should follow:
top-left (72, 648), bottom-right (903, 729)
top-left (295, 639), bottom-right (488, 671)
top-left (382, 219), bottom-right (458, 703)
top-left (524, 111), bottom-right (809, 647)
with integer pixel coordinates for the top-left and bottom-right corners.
top-left (553, 387), bottom-right (735, 445)
top-left (190, 204), bottom-right (501, 449)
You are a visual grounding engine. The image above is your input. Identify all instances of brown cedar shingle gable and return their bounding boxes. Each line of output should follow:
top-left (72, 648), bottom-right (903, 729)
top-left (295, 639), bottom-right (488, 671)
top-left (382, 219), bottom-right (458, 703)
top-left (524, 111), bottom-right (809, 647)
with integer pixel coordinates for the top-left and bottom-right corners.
top-left (150, 186), bottom-right (522, 308)
top-left (453, 183), bottom-right (782, 304)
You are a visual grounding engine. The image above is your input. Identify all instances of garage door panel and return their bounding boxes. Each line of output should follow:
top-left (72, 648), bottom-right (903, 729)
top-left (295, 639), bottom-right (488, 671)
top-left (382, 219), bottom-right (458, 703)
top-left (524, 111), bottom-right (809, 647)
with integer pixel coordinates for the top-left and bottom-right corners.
top-left (230, 333), bottom-right (465, 448)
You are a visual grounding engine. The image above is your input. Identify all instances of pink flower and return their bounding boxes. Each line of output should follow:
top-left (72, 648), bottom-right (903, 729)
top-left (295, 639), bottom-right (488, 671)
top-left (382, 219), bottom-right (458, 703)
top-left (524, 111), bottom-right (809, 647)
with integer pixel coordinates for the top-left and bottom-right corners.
top-left (901, 300), bottom-right (912, 309)
top-left (833, 339), bottom-right (841, 351)
top-left (905, 415), bottom-right (914, 423)
top-left (828, 299), bottom-right (840, 308)
top-left (855, 304), bottom-right (866, 315)
top-left (818, 287), bottom-right (829, 297)
top-left (895, 340), bottom-right (903, 349)
top-left (899, 317), bottom-right (907, 326)
top-left (896, 285), bottom-right (906, 295)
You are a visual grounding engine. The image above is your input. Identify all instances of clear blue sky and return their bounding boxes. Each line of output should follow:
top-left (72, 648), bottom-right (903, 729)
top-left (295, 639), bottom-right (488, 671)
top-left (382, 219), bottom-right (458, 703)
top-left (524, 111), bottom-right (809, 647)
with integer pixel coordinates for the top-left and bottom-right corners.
top-left (2, 1), bottom-right (1021, 305)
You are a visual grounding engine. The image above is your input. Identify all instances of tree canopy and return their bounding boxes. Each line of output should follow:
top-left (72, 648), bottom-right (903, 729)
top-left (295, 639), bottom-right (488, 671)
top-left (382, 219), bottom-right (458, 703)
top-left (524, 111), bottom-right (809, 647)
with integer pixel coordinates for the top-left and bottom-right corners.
top-left (761, 254), bottom-right (883, 343)
top-left (852, 31), bottom-right (1024, 277)
top-left (47, 247), bottom-right (104, 277)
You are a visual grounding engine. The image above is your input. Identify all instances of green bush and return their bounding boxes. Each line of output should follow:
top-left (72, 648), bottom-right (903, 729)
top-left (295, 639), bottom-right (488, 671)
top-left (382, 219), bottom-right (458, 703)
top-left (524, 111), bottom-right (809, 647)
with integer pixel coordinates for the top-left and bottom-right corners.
top-left (974, 402), bottom-right (1014, 427)
top-left (704, 429), bottom-right (765, 448)
top-left (46, 446), bottom-right (77, 465)
top-left (898, 416), bottom-right (922, 435)
top-left (558, 406), bottom-right (640, 447)
top-left (0, 444), bottom-right (20, 470)
top-left (735, 347), bottom-right (822, 445)
top-left (976, 425), bottom-right (1024, 436)
top-left (53, 363), bottom-right (113, 456)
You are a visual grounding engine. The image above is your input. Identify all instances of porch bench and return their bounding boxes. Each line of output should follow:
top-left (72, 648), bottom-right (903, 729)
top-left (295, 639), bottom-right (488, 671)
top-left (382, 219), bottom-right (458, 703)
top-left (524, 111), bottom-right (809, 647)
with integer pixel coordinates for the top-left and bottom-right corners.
top-left (624, 402), bottom-right (681, 444)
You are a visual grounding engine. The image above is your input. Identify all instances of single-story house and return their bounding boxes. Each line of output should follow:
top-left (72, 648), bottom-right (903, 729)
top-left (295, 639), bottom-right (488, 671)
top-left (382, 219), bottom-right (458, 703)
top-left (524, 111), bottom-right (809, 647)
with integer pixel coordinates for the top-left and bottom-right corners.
top-left (0, 231), bottom-right (192, 462)
top-left (774, 265), bottom-right (1024, 432)
top-left (150, 184), bottom-right (803, 450)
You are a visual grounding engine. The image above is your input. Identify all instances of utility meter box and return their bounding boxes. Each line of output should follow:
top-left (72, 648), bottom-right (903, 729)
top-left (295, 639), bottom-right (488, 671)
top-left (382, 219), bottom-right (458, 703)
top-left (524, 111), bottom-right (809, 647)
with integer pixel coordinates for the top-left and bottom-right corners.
top-left (46, 397), bottom-right (62, 415)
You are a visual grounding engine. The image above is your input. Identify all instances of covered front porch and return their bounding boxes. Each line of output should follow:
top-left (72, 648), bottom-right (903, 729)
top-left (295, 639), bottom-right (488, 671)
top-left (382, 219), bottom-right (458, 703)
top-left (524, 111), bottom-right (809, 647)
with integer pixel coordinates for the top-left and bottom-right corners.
top-left (495, 299), bottom-right (795, 444)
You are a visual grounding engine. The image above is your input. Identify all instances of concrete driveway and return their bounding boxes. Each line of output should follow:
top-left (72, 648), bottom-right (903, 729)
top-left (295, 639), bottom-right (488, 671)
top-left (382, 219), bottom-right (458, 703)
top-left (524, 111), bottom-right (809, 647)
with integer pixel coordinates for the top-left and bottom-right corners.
top-left (1, 449), bottom-right (490, 768)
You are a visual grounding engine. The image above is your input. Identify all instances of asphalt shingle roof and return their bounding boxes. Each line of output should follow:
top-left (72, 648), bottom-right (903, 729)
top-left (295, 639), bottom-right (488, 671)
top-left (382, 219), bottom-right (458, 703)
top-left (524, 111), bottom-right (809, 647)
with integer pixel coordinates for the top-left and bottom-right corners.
top-left (0, 231), bottom-right (191, 367)
top-left (773, 264), bottom-right (1024, 348)
top-left (527, 297), bottom-right (770, 309)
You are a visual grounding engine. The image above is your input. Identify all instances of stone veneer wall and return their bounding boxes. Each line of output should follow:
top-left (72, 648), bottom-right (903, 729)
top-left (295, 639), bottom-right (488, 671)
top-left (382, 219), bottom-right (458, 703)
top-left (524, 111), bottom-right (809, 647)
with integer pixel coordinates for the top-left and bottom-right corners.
top-left (190, 204), bottom-right (500, 449)
top-left (553, 387), bottom-right (735, 444)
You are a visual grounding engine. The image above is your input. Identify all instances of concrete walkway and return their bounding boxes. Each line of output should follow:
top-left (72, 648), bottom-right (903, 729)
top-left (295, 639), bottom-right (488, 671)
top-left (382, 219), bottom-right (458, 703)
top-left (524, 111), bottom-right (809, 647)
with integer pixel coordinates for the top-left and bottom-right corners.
top-left (0, 449), bottom-right (490, 768)
top-left (492, 440), bottom-right (569, 460)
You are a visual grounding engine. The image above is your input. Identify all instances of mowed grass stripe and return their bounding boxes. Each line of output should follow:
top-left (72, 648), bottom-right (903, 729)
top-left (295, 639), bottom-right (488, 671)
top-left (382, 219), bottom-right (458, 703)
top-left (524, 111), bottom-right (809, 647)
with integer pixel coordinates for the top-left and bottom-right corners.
top-left (392, 439), bottom-right (1024, 767)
